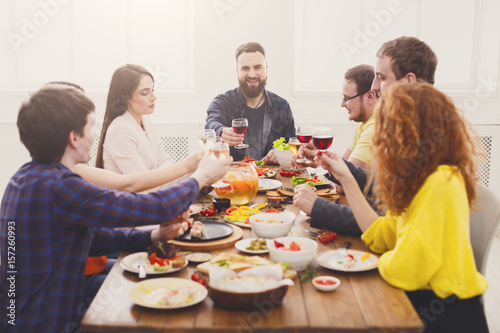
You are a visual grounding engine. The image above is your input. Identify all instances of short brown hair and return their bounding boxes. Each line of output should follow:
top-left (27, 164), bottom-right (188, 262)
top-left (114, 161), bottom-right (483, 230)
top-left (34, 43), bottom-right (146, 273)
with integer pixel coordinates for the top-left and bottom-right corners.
top-left (376, 36), bottom-right (437, 84)
top-left (17, 88), bottom-right (95, 163)
top-left (344, 64), bottom-right (375, 95)
top-left (235, 42), bottom-right (266, 61)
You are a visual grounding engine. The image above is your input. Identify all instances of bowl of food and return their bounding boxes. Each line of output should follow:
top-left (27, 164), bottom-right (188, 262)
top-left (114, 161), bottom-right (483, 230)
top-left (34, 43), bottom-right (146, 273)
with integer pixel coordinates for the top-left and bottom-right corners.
top-left (274, 148), bottom-right (294, 170)
top-left (312, 276), bottom-right (340, 292)
top-left (268, 236), bottom-right (318, 271)
top-left (208, 279), bottom-right (288, 310)
top-left (249, 212), bottom-right (295, 239)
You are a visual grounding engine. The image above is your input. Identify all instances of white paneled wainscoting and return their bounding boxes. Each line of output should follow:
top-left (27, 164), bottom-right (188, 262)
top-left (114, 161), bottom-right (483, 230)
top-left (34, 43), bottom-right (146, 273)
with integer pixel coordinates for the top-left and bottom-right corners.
top-left (1, 120), bottom-right (500, 199)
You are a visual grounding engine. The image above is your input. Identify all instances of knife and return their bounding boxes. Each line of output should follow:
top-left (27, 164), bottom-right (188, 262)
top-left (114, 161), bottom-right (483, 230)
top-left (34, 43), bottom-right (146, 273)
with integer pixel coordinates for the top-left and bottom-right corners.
top-left (295, 225), bottom-right (319, 237)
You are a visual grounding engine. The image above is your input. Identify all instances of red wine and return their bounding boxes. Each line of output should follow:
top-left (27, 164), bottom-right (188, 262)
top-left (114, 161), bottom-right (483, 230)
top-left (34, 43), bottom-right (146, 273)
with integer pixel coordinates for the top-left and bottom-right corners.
top-left (297, 134), bottom-right (312, 144)
top-left (233, 125), bottom-right (248, 134)
top-left (313, 136), bottom-right (333, 150)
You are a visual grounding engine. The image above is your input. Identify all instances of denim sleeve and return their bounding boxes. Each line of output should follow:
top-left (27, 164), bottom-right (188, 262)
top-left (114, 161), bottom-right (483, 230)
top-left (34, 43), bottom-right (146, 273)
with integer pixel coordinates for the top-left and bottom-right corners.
top-left (205, 94), bottom-right (233, 136)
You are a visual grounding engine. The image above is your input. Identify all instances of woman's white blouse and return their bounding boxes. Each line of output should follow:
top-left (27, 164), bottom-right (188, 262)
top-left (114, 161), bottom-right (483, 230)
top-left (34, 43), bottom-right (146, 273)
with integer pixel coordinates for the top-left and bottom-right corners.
top-left (102, 111), bottom-right (173, 175)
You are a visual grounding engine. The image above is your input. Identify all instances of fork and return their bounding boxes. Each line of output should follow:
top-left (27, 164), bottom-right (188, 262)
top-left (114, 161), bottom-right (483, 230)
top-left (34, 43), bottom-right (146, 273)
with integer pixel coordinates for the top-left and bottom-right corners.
top-left (337, 242), bottom-right (351, 263)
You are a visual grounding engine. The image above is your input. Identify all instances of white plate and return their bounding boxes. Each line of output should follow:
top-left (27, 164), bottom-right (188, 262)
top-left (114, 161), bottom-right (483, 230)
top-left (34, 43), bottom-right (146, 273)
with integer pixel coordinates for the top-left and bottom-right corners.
top-left (224, 219), bottom-right (251, 228)
top-left (315, 249), bottom-right (379, 272)
top-left (129, 277), bottom-right (208, 309)
top-left (258, 179), bottom-right (282, 192)
top-left (189, 205), bottom-right (202, 216)
top-left (235, 238), bottom-right (270, 254)
top-left (120, 252), bottom-right (188, 275)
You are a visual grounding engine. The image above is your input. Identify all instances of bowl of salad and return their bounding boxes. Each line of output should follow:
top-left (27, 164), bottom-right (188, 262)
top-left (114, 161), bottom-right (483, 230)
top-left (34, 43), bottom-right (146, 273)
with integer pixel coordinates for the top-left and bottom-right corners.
top-left (273, 137), bottom-right (294, 169)
top-left (249, 212), bottom-right (295, 238)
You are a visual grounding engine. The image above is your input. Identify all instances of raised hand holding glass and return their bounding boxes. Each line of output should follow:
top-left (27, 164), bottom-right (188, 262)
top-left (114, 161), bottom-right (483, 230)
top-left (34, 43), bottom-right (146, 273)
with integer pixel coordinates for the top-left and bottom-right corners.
top-left (232, 118), bottom-right (249, 149)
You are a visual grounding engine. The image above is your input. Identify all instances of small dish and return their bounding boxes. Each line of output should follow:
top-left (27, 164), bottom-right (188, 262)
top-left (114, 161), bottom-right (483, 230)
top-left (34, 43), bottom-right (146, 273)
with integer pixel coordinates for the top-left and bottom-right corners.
top-left (312, 276), bottom-right (340, 292)
top-left (212, 198), bottom-right (231, 212)
top-left (235, 238), bottom-right (270, 254)
top-left (185, 252), bottom-right (214, 264)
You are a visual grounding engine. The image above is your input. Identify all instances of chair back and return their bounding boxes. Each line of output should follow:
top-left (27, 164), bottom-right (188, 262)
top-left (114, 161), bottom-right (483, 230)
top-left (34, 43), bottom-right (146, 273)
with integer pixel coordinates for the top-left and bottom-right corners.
top-left (469, 184), bottom-right (500, 275)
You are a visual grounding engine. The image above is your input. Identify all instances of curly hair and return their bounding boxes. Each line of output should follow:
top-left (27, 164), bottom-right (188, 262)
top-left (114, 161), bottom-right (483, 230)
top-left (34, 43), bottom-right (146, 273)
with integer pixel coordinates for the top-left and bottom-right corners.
top-left (372, 82), bottom-right (479, 215)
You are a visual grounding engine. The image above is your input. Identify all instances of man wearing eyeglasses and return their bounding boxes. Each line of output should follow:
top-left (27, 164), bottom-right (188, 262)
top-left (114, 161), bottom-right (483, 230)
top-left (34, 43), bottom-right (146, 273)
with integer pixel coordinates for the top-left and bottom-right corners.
top-left (293, 36), bottom-right (437, 236)
top-left (340, 64), bottom-right (377, 172)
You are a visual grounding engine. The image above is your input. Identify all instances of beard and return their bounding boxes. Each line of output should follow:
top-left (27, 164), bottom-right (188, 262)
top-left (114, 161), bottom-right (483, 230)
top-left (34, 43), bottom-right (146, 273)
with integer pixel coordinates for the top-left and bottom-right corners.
top-left (239, 76), bottom-right (267, 99)
top-left (350, 104), bottom-right (368, 123)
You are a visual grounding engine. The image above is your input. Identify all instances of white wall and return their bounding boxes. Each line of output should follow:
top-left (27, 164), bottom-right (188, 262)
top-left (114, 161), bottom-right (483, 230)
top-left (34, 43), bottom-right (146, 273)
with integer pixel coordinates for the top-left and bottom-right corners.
top-left (0, 0), bottom-right (499, 197)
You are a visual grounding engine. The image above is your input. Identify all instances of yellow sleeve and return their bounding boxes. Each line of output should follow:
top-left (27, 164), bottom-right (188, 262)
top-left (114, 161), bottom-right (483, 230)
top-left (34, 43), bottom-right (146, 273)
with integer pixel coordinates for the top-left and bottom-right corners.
top-left (361, 213), bottom-right (398, 254)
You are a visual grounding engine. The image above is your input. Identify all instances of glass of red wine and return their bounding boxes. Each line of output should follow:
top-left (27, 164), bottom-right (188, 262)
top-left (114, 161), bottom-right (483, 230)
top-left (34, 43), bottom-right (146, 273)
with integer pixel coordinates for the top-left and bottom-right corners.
top-left (312, 127), bottom-right (333, 154)
top-left (296, 124), bottom-right (314, 164)
top-left (232, 118), bottom-right (249, 149)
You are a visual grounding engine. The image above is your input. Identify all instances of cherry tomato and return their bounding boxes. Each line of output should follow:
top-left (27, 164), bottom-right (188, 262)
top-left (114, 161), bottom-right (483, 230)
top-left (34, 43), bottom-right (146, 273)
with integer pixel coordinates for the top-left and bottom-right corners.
top-left (200, 209), bottom-right (207, 216)
top-left (318, 234), bottom-right (329, 244)
top-left (191, 272), bottom-right (200, 282)
top-left (279, 170), bottom-right (285, 176)
top-left (198, 279), bottom-right (206, 286)
top-left (207, 209), bottom-right (215, 216)
top-left (274, 240), bottom-right (285, 248)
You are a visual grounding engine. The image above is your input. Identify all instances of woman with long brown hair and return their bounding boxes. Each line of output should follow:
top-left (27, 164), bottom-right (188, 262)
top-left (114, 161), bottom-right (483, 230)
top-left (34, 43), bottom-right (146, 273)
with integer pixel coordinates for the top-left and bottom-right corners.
top-left (96, 64), bottom-right (201, 182)
top-left (316, 82), bottom-right (488, 332)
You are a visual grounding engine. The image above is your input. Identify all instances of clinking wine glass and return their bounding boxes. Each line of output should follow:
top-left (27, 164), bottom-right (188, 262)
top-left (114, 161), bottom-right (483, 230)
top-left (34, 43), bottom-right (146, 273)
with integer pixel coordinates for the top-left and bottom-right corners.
top-left (312, 127), bottom-right (333, 154)
top-left (210, 141), bottom-right (232, 188)
top-left (295, 124), bottom-right (314, 164)
top-left (198, 129), bottom-right (217, 151)
top-left (232, 118), bottom-right (249, 149)
top-left (288, 137), bottom-right (302, 170)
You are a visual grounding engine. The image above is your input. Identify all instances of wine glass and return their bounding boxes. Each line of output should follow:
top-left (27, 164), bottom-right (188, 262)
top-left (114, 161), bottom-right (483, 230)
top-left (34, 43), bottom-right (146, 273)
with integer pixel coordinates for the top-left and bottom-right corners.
top-left (210, 141), bottom-right (231, 188)
top-left (312, 127), bottom-right (333, 154)
top-left (209, 141), bottom-right (230, 160)
top-left (288, 137), bottom-right (301, 170)
top-left (198, 129), bottom-right (217, 151)
top-left (296, 124), bottom-right (313, 164)
top-left (232, 118), bottom-right (249, 149)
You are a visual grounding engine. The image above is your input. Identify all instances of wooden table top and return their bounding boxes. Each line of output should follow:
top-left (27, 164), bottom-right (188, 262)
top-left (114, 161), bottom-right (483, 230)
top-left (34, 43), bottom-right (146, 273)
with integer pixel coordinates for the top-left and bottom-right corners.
top-left (81, 167), bottom-right (423, 333)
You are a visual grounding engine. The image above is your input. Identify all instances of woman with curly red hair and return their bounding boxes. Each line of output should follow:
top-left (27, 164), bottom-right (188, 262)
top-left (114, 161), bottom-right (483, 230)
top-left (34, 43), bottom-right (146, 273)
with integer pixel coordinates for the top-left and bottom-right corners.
top-left (316, 82), bottom-right (489, 332)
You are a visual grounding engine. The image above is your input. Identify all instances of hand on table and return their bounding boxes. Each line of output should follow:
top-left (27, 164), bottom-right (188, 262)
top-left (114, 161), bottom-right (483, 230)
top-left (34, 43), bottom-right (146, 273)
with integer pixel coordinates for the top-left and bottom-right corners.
top-left (262, 149), bottom-right (278, 165)
top-left (221, 127), bottom-right (244, 147)
top-left (293, 184), bottom-right (318, 216)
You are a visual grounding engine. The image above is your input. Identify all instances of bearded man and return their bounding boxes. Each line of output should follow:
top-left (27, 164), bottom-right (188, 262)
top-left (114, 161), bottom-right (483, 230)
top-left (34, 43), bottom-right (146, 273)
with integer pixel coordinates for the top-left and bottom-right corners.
top-left (205, 42), bottom-right (295, 162)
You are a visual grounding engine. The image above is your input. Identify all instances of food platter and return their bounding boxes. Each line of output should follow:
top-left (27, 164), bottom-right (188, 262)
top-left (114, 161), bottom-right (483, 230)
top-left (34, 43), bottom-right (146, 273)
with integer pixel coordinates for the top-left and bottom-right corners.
top-left (129, 277), bottom-right (208, 309)
top-left (120, 252), bottom-right (188, 275)
top-left (258, 179), bottom-right (282, 192)
top-left (175, 221), bottom-right (233, 242)
top-left (315, 249), bottom-right (379, 272)
top-left (234, 238), bottom-right (270, 254)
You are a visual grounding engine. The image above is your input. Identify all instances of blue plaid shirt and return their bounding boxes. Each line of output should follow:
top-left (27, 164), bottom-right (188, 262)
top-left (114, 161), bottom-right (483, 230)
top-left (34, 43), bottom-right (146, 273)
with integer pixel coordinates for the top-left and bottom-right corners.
top-left (0, 161), bottom-right (199, 333)
top-left (205, 87), bottom-right (296, 161)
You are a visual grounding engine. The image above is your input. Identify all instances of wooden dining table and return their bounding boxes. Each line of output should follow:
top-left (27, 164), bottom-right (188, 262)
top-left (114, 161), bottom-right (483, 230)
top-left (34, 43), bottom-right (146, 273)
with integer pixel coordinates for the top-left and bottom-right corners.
top-left (80, 167), bottom-right (424, 333)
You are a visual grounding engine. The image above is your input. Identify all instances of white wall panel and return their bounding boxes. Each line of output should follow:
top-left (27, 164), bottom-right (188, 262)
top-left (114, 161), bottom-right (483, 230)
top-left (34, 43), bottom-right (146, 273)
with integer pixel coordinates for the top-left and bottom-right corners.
top-left (72, 0), bottom-right (128, 90)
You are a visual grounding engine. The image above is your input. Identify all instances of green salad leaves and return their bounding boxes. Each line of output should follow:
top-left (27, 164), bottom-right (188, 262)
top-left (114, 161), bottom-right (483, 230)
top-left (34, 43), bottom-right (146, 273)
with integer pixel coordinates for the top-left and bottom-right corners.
top-left (273, 137), bottom-right (290, 150)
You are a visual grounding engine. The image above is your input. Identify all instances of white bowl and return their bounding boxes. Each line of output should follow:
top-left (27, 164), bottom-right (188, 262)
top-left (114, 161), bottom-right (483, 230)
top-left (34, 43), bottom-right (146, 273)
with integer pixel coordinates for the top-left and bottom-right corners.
top-left (249, 212), bottom-right (294, 239)
top-left (312, 276), bottom-right (341, 292)
top-left (268, 236), bottom-right (318, 271)
top-left (274, 148), bottom-right (294, 169)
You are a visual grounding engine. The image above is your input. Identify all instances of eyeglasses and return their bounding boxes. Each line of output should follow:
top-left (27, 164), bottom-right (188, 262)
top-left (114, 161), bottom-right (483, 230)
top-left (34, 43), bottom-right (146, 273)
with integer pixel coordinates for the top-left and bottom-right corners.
top-left (341, 91), bottom-right (369, 103)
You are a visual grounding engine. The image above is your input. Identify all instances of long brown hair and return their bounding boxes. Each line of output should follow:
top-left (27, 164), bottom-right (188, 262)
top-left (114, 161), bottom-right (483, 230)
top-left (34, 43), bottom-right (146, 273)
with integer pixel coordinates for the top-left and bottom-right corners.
top-left (95, 64), bottom-right (154, 168)
top-left (372, 82), bottom-right (479, 215)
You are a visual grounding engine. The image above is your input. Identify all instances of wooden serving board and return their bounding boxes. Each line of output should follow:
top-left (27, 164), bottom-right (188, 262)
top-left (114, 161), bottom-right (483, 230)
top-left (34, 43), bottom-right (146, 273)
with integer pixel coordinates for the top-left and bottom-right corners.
top-left (171, 224), bottom-right (243, 251)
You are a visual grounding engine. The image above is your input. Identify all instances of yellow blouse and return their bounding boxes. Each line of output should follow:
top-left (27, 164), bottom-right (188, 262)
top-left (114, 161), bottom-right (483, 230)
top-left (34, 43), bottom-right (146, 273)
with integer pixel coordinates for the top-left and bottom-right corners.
top-left (361, 165), bottom-right (488, 299)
